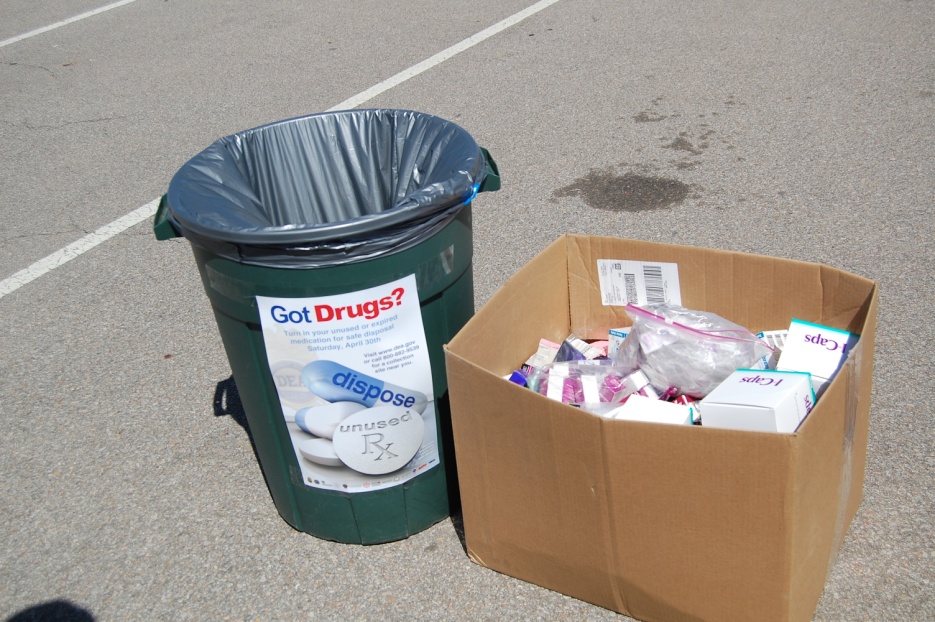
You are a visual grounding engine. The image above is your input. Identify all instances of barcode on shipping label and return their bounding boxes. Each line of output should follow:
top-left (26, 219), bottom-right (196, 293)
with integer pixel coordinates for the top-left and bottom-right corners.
top-left (597, 260), bottom-right (682, 306)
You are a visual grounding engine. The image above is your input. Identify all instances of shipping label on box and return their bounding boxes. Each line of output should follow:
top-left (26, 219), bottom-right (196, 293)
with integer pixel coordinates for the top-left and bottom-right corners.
top-left (700, 369), bottom-right (816, 433)
top-left (596, 259), bottom-right (681, 306)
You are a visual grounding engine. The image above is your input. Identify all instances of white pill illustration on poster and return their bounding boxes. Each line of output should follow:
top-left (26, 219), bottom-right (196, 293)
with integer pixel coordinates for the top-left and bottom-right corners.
top-left (257, 274), bottom-right (438, 493)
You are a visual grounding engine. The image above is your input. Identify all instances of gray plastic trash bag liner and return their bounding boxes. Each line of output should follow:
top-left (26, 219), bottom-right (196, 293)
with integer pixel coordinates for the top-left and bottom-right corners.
top-left (164, 109), bottom-right (488, 268)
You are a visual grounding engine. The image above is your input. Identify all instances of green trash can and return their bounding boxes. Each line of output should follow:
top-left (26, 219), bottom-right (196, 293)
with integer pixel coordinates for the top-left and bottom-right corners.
top-left (154, 109), bottom-right (499, 544)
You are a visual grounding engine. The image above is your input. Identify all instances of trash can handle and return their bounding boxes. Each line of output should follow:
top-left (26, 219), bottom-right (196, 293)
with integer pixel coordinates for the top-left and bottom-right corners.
top-left (479, 148), bottom-right (501, 193)
top-left (153, 194), bottom-right (182, 240)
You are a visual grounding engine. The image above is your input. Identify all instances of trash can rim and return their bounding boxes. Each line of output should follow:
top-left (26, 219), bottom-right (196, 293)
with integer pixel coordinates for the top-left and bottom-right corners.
top-left (164, 108), bottom-right (486, 247)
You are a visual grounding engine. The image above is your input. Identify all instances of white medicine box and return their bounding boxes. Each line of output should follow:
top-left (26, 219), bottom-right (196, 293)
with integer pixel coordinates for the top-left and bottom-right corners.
top-left (607, 394), bottom-right (693, 426)
top-left (700, 369), bottom-right (816, 434)
top-left (776, 319), bottom-right (859, 398)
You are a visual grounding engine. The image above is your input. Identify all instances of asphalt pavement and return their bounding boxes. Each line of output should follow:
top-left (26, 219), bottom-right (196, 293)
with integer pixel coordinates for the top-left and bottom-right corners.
top-left (1, 0), bottom-right (933, 620)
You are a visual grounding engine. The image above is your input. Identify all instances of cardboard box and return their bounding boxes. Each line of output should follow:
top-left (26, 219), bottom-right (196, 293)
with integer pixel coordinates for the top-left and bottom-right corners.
top-left (444, 235), bottom-right (877, 622)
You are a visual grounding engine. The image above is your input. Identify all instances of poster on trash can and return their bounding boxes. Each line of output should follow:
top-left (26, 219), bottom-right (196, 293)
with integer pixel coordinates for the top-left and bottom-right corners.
top-left (256, 274), bottom-right (438, 493)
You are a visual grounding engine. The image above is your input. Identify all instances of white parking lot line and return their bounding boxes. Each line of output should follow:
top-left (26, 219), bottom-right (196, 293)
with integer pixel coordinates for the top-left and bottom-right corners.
top-left (0, 0), bottom-right (141, 48)
top-left (0, 0), bottom-right (563, 300)
top-left (327, 0), bottom-right (562, 111)
top-left (0, 199), bottom-right (160, 298)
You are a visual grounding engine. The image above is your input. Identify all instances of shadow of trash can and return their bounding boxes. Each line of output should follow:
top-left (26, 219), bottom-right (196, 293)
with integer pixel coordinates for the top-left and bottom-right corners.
top-left (154, 109), bottom-right (499, 544)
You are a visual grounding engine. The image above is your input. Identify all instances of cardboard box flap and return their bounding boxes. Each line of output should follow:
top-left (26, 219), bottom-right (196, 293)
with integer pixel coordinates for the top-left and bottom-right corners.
top-left (841, 285), bottom-right (877, 524)
top-left (819, 264), bottom-right (877, 335)
top-left (602, 421), bottom-right (797, 621)
top-left (448, 236), bottom-right (570, 375)
top-left (565, 235), bottom-right (838, 337)
top-left (444, 352), bottom-right (622, 608)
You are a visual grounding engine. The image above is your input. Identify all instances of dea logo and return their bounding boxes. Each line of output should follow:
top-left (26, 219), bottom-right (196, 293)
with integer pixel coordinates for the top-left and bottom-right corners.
top-left (331, 406), bottom-right (424, 475)
top-left (270, 360), bottom-right (316, 407)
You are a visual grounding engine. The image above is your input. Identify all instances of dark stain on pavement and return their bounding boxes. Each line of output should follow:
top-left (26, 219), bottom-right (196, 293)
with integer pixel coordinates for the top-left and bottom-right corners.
top-left (554, 170), bottom-right (690, 212)
top-left (664, 135), bottom-right (703, 155)
top-left (662, 129), bottom-right (716, 156)
top-left (634, 110), bottom-right (667, 123)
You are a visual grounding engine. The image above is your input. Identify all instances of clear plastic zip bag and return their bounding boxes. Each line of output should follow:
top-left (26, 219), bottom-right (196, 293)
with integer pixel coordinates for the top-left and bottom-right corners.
top-left (613, 303), bottom-right (774, 398)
